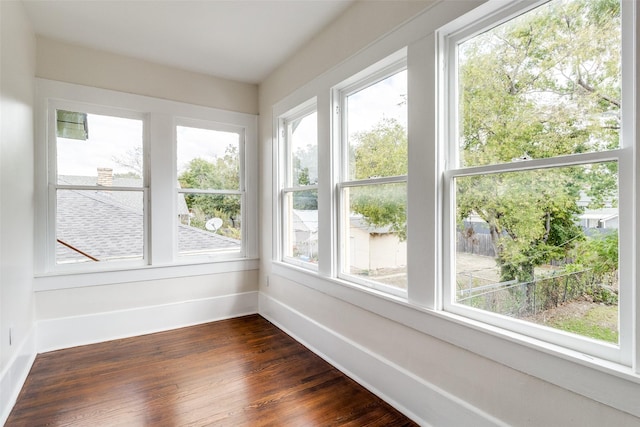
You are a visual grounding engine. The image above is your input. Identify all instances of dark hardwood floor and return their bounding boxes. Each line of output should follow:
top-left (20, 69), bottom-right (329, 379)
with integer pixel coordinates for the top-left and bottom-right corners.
top-left (6, 315), bottom-right (416, 426)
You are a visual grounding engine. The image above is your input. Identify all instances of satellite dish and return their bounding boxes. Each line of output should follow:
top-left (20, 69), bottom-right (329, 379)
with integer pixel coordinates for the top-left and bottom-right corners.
top-left (205, 217), bottom-right (224, 232)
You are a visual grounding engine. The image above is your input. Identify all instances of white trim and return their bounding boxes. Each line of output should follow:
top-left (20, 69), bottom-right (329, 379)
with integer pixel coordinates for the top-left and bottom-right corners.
top-left (259, 293), bottom-right (506, 427)
top-left (34, 259), bottom-right (259, 291)
top-left (270, 261), bottom-right (640, 418)
top-left (37, 291), bottom-right (258, 353)
top-left (0, 326), bottom-right (36, 426)
top-left (35, 78), bottom-right (259, 285)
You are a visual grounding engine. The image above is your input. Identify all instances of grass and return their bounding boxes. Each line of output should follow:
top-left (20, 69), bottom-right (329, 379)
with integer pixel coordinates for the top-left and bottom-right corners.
top-left (547, 305), bottom-right (618, 343)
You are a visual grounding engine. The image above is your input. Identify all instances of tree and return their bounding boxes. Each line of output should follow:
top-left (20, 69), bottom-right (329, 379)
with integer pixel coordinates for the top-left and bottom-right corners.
top-left (178, 146), bottom-right (241, 235)
top-left (350, 118), bottom-right (407, 240)
top-left (111, 146), bottom-right (143, 178)
top-left (456, 0), bottom-right (620, 283)
top-left (292, 144), bottom-right (318, 210)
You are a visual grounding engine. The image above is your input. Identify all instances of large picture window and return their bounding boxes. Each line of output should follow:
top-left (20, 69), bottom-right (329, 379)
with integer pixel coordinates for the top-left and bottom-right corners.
top-left (442, 0), bottom-right (628, 362)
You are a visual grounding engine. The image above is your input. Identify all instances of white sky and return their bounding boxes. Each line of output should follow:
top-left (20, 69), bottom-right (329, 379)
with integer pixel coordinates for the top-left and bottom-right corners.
top-left (57, 114), bottom-right (143, 176)
top-left (57, 70), bottom-right (406, 178)
top-left (176, 126), bottom-right (239, 174)
top-left (57, 115), bottom-right (239, 177)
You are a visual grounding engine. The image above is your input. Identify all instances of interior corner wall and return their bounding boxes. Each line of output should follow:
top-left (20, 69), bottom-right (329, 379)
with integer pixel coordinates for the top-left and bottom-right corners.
top-left (0, 0), bottom-right (37, 423)
top-left (257, 1), bottom-right (640, 426)
top-left (31, 39), bottom-right (261, 352)
top-left (36, 37), bottom-right (259, 115)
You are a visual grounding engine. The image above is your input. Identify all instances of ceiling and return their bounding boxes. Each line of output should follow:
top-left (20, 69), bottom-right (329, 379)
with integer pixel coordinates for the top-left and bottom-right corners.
top-left (22, 0), bottom-right (355, 84)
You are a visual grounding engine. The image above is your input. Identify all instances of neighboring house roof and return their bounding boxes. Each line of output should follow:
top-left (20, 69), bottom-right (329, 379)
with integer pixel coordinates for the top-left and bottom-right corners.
top-left (292, 209), bottom-right (395, 235)
top-left (350, 214), bottom-right (395, 234)
top-left (59, 175), bottom-right (190, 215)
top-left (579, 208), bottom-right (619, 223)
top-left (292, 209), bottom-right (318, 233)
top-left (56, 183), bottom-right (240, 263)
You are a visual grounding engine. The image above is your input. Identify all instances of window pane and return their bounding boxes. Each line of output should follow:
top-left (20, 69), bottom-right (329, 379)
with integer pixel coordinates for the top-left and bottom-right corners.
top-left (346, 70), bottom-right (407, 180)
top-left (454, 162), bottom-right (619, 343)
top-left (457, 0), bottom-right (621, 168)
top-left (177, 126), bottom-right (240, 191)
top-left (290, 112), bottom-right (317, 187)
top-left (56, 112), bottom-right (144, 187)
top-left (178, 193), bottom-right (241, 255)
top-left (56, 189), bottom-right (144, 264)
top-left (343, 182), bottom-right (407, 289)
top-left (284, 189), bottom-right (318, 263)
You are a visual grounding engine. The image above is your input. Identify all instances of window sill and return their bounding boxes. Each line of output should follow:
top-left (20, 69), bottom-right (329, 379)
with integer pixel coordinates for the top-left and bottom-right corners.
top-left (270, 261), bottom-right (640, 418)
top-left (34, 258), bottom-right (260, 291)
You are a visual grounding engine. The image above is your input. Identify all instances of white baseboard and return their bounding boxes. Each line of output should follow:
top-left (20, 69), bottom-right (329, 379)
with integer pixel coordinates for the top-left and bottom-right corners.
top-left (0, 326), bottom-right (37, 426)
top-left (38, 291), bottom-right (259, 353)
top-left (259, 293), bottom-right (506, 427)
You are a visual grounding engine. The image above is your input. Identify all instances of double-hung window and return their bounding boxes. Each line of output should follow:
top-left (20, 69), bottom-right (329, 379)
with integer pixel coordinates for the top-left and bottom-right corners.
top-left (36, 79), bottom-right (257, 281)
top-left (279, 103), bottom-right (319, 268)
top-left (176, 121), bottom-right (245, 259)
top-left (441, 0), bottom-right (631, 363)
top-left (51, 103), bottom-right (147, 268)
top-left (336, 61), bottom-right (408, 295)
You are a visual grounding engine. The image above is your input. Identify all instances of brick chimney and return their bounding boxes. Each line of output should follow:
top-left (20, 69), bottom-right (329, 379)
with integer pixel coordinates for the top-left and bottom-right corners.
top-left (97, 167), bottom-right (113, 187)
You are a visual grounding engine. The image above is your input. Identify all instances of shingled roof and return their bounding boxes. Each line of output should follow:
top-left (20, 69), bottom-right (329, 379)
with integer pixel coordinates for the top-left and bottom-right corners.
top-left (56, 176), bottom-right (240, 263)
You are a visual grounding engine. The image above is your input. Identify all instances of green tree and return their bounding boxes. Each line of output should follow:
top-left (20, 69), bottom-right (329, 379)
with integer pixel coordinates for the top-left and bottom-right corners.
top-left (178, 146), bottom-right (241, 235)
top-left (350, 118), bottom-right (407, 240)
top-left (456, 0), bottom-right (620, 283)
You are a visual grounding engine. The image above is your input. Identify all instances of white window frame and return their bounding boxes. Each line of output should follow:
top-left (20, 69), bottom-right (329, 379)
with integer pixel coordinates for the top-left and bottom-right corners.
top-left (175, 117), bottom-right (248, 261)
top-left (269, 0), bottom-right (640, 417)
top-left (34, 79), bottom-right (258, 290)
top-left (277, 99), bottom-right (319, 270)
top-left (438, 0), bottom-right (634, 366)
top-left (334, 58), bottom-right (408, 297)
top-left (44, 100), bottom-right (149, 272)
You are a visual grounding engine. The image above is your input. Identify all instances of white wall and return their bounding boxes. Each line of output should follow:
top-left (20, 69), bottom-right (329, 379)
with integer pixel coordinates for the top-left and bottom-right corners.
top-left (31, 40), bottom-right (261, 351)
top-left (0, 0), bottom-right (37, 422)
top-left (36, 37), bottom-right (258, 115)
top-left (258, 1), bottom-right (640, 425)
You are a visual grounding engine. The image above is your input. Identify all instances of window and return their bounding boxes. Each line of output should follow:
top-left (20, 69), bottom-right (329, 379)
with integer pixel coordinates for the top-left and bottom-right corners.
top-left (53, 106), bottom-right (147, 267)
top-left (36, 79), bottom-right (258, 280)
top-left (279, 104), bottom-right (318, 268)
top-left (337, 63), bottom-right (408, 294)
top-left (442, 0), bottom-right (629, 362)
top-left (176, 122), bottom-right (245, 258)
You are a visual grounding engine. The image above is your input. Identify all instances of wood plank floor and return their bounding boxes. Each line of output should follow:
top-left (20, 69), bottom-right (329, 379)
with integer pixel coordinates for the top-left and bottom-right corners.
top-left (7, 315), bottom-right (416, 426)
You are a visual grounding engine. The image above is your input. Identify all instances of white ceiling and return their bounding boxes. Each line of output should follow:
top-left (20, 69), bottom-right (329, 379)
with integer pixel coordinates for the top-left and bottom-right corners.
top-left (22, 0), bottom-right (355, 84)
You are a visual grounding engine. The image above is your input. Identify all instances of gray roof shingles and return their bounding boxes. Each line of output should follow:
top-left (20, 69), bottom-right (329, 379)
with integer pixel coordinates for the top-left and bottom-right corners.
top-left (56, 177), bottom-right (240, 263)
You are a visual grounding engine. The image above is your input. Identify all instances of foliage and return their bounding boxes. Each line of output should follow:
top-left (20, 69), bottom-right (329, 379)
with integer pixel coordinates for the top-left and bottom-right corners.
top-left (178, 146), bottom-right (240, 234)
top-left (567, 230), bottom-right (619, 303)
top-left (457, 0), bottom-right (620, 282)
top-left (350, 118), bottom-right (407, 240)
top-left (291, 144), bottom-right (318, 210)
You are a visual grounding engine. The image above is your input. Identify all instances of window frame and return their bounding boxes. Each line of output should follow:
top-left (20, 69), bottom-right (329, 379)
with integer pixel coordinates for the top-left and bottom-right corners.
top-left (34, 78), bottom-right (259, 289)
top-left (334, 59), bottom-right (409, 297)
top-left (45, 99), bottom-right (150, 272)
top-left (268, 0), bottom-right (640, 417)
top-left (438, 0), bottom-right (633, 366)
top-left (175, 117), bottom-right (247, 261)
top-left (278, 101), bottom-right (320, 270)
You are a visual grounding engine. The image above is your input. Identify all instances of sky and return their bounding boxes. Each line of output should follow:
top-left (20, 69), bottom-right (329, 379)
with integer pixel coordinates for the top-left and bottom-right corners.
top-left (56, 115), bottom-right (239, 178)
top-left (57, 69), bottom-right (407, 179)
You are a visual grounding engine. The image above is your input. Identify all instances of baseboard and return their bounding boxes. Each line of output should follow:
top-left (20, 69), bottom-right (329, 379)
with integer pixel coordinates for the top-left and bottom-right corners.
top-left (38, 291), bottom-right (259, 353)
top-left (259, 293), bottom-right (505, 427)
top-left (0, 326), bottom-right (37, 426)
